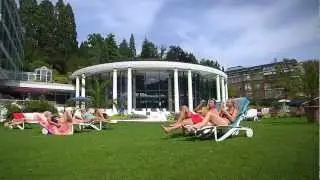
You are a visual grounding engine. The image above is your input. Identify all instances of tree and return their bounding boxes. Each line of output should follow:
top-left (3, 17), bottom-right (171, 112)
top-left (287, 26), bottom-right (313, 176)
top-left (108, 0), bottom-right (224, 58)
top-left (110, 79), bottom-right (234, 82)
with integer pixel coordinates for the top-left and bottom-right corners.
top-left (272, 60), bottom-right (303, 99)
top-left (199, 59), bottom-right (221, 70)
top-left (166, 46), bottom-right (186, 62)
top-left (185, 52), bottom-right (197, 64)
top-left (159, 45), bottom-right (166, 60)
top-left (140, 38), bottom-right (158, 59)
top-left (119, 39), bottom-right (131, 59)
top-left (228, 85), bottom-right (240, 98)
top-left (129, 34), bottom-right (136, 59)
top-left (302, 60), bottom-right (319, 98)
top-left (86, 33), bottom-right (106, 65)
top-left (37, 0), bottom-right (58, 69)
top-left (19, 0), bottom-right (39, 71)
top-left (55, 1), bottom-right (78, 73)
top-left (88, 79), bottom-right (110, 108)
top-left (105, 33), bottom-right (119, 62)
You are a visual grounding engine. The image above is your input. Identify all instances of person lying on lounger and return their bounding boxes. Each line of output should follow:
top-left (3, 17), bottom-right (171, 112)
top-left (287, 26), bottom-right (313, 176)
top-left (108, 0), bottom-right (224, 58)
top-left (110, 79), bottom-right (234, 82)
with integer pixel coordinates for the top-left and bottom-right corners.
top-left (39, 110), bottom-right (93, 135)
top-left (161, 99), bottom-right (218, 134)
top-left (187, 99), bottom-right (238, 131)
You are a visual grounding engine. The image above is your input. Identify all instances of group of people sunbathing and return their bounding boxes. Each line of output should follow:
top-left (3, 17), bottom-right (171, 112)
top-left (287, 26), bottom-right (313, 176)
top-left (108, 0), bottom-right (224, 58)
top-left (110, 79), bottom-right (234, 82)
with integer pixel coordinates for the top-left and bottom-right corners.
top-left (4, 108), bottom-right (108, 135)
top-left (161, 98), bottom-right (238, 134)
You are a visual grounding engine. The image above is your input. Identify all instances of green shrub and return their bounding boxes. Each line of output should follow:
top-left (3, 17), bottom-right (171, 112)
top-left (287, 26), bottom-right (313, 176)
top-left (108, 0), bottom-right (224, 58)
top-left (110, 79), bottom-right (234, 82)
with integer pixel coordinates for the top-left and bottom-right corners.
top-left (4, 102), bottom-right (23, 119)
top-left (109, 113), bottom-right (147, 120)
top-left (262, 114), bottom-right (271, 119)
top-left (167, 113), bottom-right (176, 122)
top-left (24, 100), bottom-right (57, 114)
top-left (277, 112), bottom-right (290, 118)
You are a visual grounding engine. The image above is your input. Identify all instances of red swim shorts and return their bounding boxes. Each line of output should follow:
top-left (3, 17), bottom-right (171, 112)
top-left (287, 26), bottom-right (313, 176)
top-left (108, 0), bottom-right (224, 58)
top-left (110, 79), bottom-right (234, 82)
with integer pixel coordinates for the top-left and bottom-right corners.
top-left (12, 113), bottom-right (24, 121)
top-left (191, 114), bottom-right (203, 124)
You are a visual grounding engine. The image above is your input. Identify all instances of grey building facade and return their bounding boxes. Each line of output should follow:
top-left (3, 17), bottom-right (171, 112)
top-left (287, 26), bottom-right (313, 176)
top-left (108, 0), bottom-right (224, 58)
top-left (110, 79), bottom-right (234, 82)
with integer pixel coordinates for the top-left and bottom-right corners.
top-left (0, 0), bottom-right (24, 79)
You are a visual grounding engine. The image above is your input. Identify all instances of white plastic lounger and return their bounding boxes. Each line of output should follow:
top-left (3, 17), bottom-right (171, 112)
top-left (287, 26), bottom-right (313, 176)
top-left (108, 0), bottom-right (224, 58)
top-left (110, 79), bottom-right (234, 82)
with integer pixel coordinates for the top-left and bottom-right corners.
top-left (187, 97), bottom-right (253, 142)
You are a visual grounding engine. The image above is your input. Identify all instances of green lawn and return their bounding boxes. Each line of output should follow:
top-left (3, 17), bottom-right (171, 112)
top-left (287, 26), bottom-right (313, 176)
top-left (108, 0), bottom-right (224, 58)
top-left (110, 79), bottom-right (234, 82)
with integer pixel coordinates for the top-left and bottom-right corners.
top-left (0, 117), bottom-right (318, 180)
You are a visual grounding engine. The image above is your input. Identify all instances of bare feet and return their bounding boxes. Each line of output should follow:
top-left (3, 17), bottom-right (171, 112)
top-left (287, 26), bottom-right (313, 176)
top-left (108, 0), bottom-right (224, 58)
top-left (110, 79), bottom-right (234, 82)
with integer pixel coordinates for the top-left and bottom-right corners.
top-left (161, 125), bottom-right (169, 134)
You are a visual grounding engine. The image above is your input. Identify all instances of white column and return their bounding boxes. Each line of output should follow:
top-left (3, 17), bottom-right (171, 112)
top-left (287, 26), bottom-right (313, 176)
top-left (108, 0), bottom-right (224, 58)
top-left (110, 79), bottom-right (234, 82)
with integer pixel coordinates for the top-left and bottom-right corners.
top-left (75, 76), bottom-right (80, 108)
top-left (174, 69), bottom-right (180, 113)
top-left (127, 68), bottom-right (132, 114)
top-left (132, 73), bottom-right (136, 109)
top-left (225, 81), bottom-right (228, 100)
top-left (81, 74), bottom-right (86, 109)
top-left (168, 75), bottom-right (173, 112)
top-left (187, 70), bottom-right (193, 111)
top-left (216, 76), bottom-right (221, 102)
top-left (113, 69), bottom-right (118, 113)
top-left (221, 77), bottom-right (226, 102)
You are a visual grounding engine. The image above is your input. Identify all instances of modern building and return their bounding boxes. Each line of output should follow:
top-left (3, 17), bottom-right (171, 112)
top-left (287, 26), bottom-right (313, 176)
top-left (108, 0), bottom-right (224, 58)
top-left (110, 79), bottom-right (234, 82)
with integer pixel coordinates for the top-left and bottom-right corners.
top-left (0, 66), bottom-right (74, 105)
top-left (226, 59), bottom-right (301, 100)
top-left (0, 1), bottom-right (74, 105)
top-left (0, 0), bottom-right (24, 80)
top-left (71, 61), bottom-right (228, 113)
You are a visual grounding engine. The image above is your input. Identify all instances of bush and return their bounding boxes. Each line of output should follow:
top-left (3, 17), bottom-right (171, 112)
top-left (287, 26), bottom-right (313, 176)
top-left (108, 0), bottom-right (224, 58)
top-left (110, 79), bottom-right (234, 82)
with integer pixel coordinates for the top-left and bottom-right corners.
top-left (24, 100), bottom-right (57, 114)
top-left (3, 102), bottom-right (23, 119)
top-left (167, 113), bottom-right (177, 122)
top-left (109, 113), bottom-right (147, 120)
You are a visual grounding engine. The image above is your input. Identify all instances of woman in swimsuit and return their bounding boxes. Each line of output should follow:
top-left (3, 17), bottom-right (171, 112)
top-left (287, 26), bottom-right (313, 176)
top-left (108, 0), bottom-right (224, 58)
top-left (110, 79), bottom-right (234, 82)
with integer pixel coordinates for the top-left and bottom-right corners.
top-left (192, 99), bottom-right (238, 130)
top-left (39, 109), bottom-right (92, 135)
top-left (161, 99), bottom-right (217, 134)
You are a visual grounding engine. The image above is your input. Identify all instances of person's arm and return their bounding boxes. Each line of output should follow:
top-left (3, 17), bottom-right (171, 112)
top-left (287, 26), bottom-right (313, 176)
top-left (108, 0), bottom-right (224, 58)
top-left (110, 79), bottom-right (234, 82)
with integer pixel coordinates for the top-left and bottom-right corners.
top-left (48, 119), bottom-right (60, 127)
top-left (221, 109), bottom-right (238, 121)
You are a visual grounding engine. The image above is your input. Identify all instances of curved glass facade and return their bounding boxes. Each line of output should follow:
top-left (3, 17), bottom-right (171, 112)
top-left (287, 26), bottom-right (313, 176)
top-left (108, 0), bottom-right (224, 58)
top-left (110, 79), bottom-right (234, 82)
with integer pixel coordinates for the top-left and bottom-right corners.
top-left (0, 0), bottom-right (24, 79)
top-left (86, 69), bottom-right (218, 112)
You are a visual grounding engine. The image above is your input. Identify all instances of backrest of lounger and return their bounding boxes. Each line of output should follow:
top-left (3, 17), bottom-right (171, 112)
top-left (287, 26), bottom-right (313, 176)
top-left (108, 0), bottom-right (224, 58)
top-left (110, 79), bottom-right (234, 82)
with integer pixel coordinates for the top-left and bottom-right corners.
top-left (230, 97), bottom-right (250, 127)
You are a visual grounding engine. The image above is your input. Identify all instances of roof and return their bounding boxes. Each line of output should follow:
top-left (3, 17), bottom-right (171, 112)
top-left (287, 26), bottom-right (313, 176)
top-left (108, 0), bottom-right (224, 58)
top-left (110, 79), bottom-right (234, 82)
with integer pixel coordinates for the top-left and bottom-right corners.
top-left (71, 61), bottom-right (227, 79)
top-left (226, 59), bottom-right (298, 74)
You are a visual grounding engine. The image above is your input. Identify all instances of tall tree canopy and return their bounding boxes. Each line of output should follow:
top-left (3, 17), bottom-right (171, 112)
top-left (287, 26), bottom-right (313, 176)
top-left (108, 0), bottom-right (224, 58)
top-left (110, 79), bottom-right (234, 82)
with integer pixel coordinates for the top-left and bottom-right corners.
top-left (119, 39), bottom-right (131, 59)
top-left (140, 38), bottom-right (158, 59)
top-left (129, 34), bottom-right (136, 59)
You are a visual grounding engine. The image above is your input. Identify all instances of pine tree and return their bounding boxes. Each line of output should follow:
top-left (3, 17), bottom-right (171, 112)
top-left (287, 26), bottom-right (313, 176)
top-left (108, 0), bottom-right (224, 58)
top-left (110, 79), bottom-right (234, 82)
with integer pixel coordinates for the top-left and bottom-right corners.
top-left (129, 34), bottom-right (136, 59)
top-left (37, 0), bottom-right (57, 68)
top-left (119, 39), bottom-right (131, 59)
top-left (140, 38), bottom-right (158, 59)
top-left (19, 0), bottom-right (39, 71)
top-left (55, 1), bottom-right (78, 73)
top-left (105, 33), bottom-right (119, 62)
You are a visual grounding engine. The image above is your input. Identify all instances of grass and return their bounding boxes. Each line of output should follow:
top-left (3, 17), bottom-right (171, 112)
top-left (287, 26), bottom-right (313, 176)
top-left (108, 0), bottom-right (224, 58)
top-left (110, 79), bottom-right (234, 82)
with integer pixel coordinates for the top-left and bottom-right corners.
top-left (0, 117), bottom-right (318, 180)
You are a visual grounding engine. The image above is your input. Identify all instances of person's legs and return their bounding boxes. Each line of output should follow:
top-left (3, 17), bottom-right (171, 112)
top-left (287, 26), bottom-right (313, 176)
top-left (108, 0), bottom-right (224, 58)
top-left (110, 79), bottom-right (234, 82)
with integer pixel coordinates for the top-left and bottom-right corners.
top-left (193, 111), bottom-right (229, 129)
top-left (162, 118), bottom-right (193, 133)
top-left (169, 106), bottom-right (189, 126)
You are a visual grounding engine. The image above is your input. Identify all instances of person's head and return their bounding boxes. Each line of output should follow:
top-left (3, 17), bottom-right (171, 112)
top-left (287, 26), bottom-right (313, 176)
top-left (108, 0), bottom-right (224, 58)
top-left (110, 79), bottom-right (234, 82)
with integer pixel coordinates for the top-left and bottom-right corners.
top-left (226, 99), bottom-right (236, 109)
top-left (207, 98), bottom-right (216, 109)
top-left (180, 105), bottom-right (189, 113)
top-left (43, 111), bottom-right (52, 119)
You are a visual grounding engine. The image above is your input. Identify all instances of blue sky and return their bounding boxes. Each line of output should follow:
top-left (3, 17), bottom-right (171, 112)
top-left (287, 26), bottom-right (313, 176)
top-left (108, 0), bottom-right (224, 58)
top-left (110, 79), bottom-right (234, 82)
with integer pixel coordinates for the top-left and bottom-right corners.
top-left (49, 0), bottom-right (319, 67)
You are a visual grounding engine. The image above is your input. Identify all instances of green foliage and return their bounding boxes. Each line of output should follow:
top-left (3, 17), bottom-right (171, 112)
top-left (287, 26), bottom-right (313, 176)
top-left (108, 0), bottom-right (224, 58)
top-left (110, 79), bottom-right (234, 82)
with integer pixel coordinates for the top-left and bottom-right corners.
top-left (4, 102), bottom-right (23, 119)
top-left (52, 70), bottom-right (69, 84)
top-left (24, 100), bottom-right (57, 113)
top-left (129, 34), bottom-right (136, 59)
top-left (140, 38), bottom-right (159, 59)
top-left (272, 59), bottom-right (303, 99)
top-left (302, 60), bottom-right (319, 98)
top-left (199, 58), bottom-right (221, 69)
top-left (119, 39), bottom-right (131, 59)
top-left (228, 85), bottom-right (239, 98)
top-left (109, 113), bottom-right (147, 120)
top-left (87, 79), bottom-right (110, 108)
top-left (105, 33), bottom-right (120, 62)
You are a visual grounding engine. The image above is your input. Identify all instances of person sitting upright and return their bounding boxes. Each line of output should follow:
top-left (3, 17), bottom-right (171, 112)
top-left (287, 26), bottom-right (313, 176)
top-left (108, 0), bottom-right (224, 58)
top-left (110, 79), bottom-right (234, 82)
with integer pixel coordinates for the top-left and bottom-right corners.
top-left (161, 99), bottom-right (218, 134)
top-left (191, 98), bottom-right (238, 130)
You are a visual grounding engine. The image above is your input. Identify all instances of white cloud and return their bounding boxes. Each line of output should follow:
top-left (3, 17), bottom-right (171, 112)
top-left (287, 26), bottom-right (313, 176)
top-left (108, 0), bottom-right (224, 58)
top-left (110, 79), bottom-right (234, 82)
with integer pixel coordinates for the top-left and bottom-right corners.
top-left (172, 0), bottom-right (320, 67)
